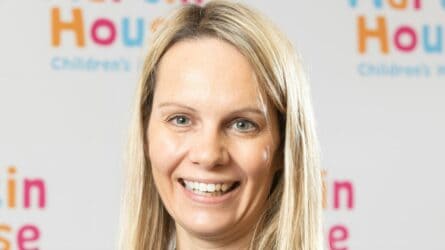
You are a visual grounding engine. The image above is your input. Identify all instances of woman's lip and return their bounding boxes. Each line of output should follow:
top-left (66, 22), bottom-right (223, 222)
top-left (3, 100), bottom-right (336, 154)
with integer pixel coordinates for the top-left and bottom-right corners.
top-left (177, 180), bottom-right (241, 205)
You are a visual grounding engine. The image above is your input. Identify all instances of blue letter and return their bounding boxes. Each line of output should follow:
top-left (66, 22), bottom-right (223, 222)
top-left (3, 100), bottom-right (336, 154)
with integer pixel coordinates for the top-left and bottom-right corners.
top-left (422, 25), bottom-right (443, 53)
top-left (348, 0), bottom-right (383, 9)
top-left (122, 17), bottom-right (144, 47)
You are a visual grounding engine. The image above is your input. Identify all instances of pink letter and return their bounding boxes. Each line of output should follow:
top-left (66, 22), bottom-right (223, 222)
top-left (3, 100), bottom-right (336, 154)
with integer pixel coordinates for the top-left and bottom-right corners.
top-left (329, 225), bottom-right (349, 250)
top-left (17, 225), bottom-right (40, 250)
top-left (24, 178), bottom-right (46, 209)
top-left (394, 26), bottom-right (418, 52)
top-left (333, 181), bottom-right (354, 209)
top-left (91, 19), bottom-right (116, 46)
top-left (414, 0), bottom-right (421, 9)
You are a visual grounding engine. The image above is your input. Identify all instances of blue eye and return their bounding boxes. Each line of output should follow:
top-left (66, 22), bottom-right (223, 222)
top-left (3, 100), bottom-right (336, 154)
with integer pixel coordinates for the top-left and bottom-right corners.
top-left (232, 119), bottom-right (258, 132)
top-left (168, 115), bottom-right (191, 126)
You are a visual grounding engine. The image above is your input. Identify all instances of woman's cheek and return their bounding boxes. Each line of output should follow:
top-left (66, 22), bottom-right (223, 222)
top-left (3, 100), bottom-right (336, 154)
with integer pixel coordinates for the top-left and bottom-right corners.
top-left (149, 126), bottom-right (187, 174)
top-left (232, 139), bottom-right (273, 178)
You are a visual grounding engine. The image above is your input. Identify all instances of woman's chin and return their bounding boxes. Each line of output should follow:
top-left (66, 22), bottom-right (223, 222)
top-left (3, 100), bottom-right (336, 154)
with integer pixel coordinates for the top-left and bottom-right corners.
top-left (177, 214), bottom-right (237, 239)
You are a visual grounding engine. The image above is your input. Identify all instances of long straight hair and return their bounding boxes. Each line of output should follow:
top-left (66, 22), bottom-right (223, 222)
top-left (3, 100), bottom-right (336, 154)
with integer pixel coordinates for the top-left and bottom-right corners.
top-left (118, 1), bottom-right (323, 249)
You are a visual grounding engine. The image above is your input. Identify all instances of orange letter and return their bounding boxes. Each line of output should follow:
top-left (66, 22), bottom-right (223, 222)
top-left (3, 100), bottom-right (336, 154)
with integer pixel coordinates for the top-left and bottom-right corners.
top-left (358, 16), bottom-right (389, 54)
top-left (51, 7), bottom-right (85, 47)
top-left (0, 224), bottom-right (11, 250)
top-left (150, 17), bottom-right (164, 33)
top-left (7, 166), bottom-right (16, 209)
top-left (388, 0), bottom-right (408, 9)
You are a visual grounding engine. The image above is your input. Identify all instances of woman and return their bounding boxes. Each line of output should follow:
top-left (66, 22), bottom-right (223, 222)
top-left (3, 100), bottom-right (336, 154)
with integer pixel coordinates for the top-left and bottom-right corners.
top-left (119, 1), bottom-right (323, 249)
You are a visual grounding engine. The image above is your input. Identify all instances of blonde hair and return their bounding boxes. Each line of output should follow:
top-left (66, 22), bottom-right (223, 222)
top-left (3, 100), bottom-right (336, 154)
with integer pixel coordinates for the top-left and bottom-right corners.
top-left (118, 1), bottom-right (323, 249)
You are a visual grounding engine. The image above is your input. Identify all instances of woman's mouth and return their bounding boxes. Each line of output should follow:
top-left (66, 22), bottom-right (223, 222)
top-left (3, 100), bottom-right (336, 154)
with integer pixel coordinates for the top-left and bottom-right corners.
top-left (178, 178), bottom-right (241, 197)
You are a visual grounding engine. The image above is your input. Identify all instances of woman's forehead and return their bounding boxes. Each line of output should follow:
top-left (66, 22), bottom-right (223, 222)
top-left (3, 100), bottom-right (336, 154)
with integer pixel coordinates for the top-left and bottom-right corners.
top-left (153, 37), bottom-right (271, 116)
top-left (157, 38), bottom-right (256, 88)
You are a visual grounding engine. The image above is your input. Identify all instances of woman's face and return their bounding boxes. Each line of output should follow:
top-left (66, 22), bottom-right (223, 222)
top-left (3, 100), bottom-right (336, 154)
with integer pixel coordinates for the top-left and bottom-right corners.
top-left (147, 37), bottom-right (281, 241)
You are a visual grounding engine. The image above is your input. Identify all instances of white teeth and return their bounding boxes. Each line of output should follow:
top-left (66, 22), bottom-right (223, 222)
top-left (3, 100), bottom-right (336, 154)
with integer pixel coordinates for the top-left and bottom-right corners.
top-left (207, 184), bottom-right (216, 192)
top-left (221, 183), bottom-right (230, 192)
top-left (182, 180), bottom-right (236, 194)
top-left (199, 183), bottom-right (207, 192)
top-left (185, 181), bottom-right (193, 190)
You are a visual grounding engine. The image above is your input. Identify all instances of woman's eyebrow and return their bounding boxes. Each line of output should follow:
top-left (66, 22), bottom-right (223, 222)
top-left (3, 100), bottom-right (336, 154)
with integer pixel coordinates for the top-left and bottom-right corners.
top-left (158, 102), bottom-right (197, 112)
top-left (157, 102), bottom-right (266, 117)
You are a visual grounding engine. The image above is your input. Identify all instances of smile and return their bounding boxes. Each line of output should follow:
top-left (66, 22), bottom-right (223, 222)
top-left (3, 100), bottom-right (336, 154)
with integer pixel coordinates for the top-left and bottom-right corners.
top-left (178, 178), bottom-right (241, 197)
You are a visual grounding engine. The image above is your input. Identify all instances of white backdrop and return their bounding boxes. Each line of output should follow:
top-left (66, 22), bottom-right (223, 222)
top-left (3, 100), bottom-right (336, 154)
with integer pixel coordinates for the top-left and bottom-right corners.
top-left (1, 0), bottom-right (444, 249)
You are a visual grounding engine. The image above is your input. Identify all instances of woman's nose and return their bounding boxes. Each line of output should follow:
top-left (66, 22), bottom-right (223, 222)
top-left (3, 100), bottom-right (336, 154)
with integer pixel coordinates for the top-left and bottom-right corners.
top-left (188, 128), bottom-right (230, 169)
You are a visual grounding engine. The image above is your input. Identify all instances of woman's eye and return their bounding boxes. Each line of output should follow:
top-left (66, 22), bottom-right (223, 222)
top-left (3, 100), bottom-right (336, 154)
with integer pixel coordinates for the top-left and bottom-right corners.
top-left (232, 119), bottom-right (258, 133)
top-left (168, 115), bottom-right (191, 126)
